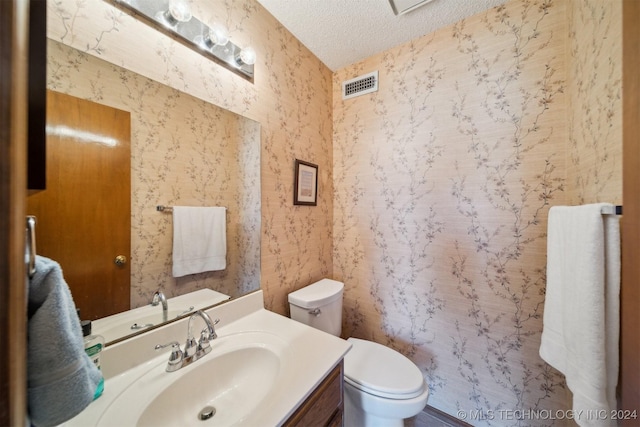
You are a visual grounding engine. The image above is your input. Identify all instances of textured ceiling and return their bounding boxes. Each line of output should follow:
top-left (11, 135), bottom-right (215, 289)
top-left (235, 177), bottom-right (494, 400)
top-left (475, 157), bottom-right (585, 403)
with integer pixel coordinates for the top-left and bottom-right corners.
top-left (255, 0), bottom-right (509, 71)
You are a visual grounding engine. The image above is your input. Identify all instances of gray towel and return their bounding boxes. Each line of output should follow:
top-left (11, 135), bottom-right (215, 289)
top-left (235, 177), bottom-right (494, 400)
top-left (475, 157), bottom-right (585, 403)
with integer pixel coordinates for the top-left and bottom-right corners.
top-left (28, 256), bottom-right (102, 427)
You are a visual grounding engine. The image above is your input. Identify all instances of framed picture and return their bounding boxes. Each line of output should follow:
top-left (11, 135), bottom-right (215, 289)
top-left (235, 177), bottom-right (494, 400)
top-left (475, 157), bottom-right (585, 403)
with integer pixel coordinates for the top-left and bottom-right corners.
top-left (294, 159), bottom-right (318, 206)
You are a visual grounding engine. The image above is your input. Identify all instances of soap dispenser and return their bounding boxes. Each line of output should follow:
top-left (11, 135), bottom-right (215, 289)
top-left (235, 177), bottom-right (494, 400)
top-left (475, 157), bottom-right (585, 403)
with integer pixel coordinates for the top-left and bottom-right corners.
top-left (81, 320), bottom-right (105, 399)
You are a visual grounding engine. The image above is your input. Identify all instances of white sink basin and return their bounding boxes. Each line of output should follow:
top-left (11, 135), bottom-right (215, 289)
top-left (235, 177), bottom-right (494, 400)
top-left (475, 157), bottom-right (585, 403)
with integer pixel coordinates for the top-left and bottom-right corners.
top-left (96, 331), bottom-right (290, 426)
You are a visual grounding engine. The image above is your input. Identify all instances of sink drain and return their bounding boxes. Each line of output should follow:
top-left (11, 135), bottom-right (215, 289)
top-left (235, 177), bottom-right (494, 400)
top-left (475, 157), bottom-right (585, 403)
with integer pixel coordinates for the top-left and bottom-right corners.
top-left (198, 406), bottom-right (216, 421)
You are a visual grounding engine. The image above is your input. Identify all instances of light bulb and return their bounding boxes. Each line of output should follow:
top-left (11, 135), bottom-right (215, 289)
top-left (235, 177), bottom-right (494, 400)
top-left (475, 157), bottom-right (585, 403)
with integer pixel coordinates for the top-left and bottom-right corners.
top-left (156, 0), bottom-right (192, 27)
top-left (194, 24), bottom-right (229, 51)
top-left (207, 24), bottom-right (229, 47)
top-left (168, 0), bottom-right (192, 22)
top-left (236, 47), bottom-right (256, 66)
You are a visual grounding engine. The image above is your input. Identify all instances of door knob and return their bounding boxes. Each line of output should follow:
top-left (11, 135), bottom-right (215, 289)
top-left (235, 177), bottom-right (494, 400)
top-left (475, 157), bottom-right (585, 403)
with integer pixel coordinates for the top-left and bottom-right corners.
top-left (114, 255), bottom-right (127, 266)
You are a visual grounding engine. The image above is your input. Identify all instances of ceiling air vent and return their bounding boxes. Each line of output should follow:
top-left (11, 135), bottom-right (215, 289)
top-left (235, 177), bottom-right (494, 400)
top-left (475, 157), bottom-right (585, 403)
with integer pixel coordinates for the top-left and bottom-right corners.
top-left (342, 71), bottom-right (379, 100)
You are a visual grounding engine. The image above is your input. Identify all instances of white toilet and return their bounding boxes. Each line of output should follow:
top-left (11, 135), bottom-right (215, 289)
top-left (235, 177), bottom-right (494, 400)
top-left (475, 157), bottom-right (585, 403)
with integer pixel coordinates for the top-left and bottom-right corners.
top-left (288, 279), bottom-right (429, 427)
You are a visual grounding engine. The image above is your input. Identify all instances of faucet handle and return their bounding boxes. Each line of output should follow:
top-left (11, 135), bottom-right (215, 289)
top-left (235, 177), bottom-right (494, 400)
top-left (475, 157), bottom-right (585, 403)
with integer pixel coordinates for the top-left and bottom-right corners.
top-left (198, 329), bottom-right (212, 355)
top-left (198, 319), bottom-right (219, 352)
top-left (184, 336), bottom-right (198, 359)
top-left (155, 341), bottom-right (183, 372)
top-left (208, 318), bottom-right (220, 340)
top-left (209, 319), bottom-right (220, 340)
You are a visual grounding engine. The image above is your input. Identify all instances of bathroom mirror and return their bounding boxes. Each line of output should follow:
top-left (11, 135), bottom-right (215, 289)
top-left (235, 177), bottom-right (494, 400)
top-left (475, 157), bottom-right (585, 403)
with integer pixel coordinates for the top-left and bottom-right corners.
top-left (36, 38), bottom-right (261, 344)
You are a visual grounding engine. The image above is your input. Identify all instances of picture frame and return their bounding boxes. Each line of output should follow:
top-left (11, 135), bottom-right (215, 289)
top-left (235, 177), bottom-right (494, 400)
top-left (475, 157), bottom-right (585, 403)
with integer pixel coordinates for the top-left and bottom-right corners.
top-left (293, 159), bottom-right (318, 206)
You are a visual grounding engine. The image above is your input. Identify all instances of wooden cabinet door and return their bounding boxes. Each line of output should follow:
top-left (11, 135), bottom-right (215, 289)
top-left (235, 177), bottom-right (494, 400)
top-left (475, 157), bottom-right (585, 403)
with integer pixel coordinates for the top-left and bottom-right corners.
top-left (284, 362), bottom-right (344, 427)
top-left (27, 90), bottom-right (131, 320)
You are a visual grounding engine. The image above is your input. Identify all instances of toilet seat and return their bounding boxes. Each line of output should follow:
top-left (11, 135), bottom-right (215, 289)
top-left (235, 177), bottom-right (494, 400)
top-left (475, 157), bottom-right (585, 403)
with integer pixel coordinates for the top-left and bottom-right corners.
top-left (344, 338), bottom-right (425, 400)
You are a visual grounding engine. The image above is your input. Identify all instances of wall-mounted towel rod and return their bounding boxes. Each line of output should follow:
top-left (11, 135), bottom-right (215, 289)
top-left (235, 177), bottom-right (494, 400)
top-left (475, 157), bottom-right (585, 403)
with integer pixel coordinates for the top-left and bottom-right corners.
top-left (600, 205), bottom-right (623, 215)
top-left (157, 205), bottom-right (227, 213)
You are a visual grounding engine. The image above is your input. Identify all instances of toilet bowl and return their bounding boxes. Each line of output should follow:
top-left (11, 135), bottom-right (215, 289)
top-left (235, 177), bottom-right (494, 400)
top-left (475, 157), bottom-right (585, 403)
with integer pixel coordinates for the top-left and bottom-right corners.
top-left (288, 279), bottom-right (429, 427)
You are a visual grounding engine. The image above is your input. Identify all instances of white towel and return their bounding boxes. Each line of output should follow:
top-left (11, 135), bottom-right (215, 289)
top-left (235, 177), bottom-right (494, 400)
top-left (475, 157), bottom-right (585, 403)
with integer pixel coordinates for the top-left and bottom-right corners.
top-left (172, 206), bottom-right (227, 277)
top-left (540, 203), bottom-right (620, 426)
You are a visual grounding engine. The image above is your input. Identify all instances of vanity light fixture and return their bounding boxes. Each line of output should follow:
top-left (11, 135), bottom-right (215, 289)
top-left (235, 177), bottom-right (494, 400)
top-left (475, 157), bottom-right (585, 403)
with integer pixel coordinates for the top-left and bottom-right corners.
top-left (110, 0), bottom-right (255, 82)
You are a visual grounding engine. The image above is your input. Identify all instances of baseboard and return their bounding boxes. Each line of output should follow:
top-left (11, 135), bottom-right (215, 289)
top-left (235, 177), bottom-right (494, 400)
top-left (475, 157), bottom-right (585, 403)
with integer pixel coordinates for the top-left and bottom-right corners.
top-left (423, 405), bottom-right (472, 427)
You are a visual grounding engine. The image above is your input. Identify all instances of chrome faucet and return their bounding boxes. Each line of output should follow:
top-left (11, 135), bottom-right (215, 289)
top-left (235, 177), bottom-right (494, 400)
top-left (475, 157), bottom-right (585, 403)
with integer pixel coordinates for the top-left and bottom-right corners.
top-left (151, 290), bottom-right (168, 322)
top-left (155, 310), bottom-right (220, 372)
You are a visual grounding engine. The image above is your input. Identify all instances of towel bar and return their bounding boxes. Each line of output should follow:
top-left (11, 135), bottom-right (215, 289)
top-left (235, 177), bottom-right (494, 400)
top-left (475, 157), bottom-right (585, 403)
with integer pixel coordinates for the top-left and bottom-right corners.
top-left (157, 205), bottom-right (227, 213)
top-left (600, 205), bottom-right (623, 215)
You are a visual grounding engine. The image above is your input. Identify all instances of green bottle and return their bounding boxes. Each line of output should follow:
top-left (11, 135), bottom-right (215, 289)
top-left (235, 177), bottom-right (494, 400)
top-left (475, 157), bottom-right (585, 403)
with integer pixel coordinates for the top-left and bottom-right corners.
top-left (81, 320), bottom-right (105, 400)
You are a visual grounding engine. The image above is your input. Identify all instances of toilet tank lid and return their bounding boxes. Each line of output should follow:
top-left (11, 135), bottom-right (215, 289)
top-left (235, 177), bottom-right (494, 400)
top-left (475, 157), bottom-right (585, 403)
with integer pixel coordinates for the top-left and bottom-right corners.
top-left (288, 279), bottom-right (344, 309)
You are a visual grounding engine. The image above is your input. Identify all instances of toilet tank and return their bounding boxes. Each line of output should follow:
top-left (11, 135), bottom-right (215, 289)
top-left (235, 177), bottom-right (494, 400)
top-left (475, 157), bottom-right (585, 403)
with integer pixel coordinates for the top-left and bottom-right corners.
top-left (288, 279), bottom-right (343, 337)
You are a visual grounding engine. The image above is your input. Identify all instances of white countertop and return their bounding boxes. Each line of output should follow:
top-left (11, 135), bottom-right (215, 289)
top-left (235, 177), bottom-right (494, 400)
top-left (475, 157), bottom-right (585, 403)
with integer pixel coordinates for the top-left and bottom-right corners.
top-left (62, 290), bottom-right (351, 426)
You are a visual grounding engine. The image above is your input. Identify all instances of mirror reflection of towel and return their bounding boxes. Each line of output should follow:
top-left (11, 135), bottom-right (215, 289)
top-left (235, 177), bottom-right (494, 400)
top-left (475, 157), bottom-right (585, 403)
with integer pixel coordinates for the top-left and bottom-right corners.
top-left (172, 206), bottom-right (227, 277)
top-left (28, 256), bottom-right (102, 427)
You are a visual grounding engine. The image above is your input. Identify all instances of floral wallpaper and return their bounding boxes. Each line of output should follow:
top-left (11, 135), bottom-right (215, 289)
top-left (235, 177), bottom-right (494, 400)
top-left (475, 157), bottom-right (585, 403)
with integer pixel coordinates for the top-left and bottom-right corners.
top-left (567, 0), bottom-right (622, 205)
top-left (46, 39), bottom-right (261, 308)
top-left (46, 0), bottom-right (622, 424)
top-left (333, 0), bottom-right (621, 425)
top-left (46, 0), bottom-right (334, 314)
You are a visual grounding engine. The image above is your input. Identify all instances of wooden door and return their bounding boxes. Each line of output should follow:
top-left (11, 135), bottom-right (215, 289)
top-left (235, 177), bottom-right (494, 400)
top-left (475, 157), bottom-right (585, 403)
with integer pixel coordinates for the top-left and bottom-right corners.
top-left (27, 90), bottom-right (131, 320)
top-left (621, 1), bottom-right (640, 421)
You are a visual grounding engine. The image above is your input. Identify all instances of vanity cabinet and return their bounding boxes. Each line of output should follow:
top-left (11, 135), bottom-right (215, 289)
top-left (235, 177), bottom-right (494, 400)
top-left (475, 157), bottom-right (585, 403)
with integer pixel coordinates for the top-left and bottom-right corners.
top-left (284, 361), bottom-right (344, 427)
